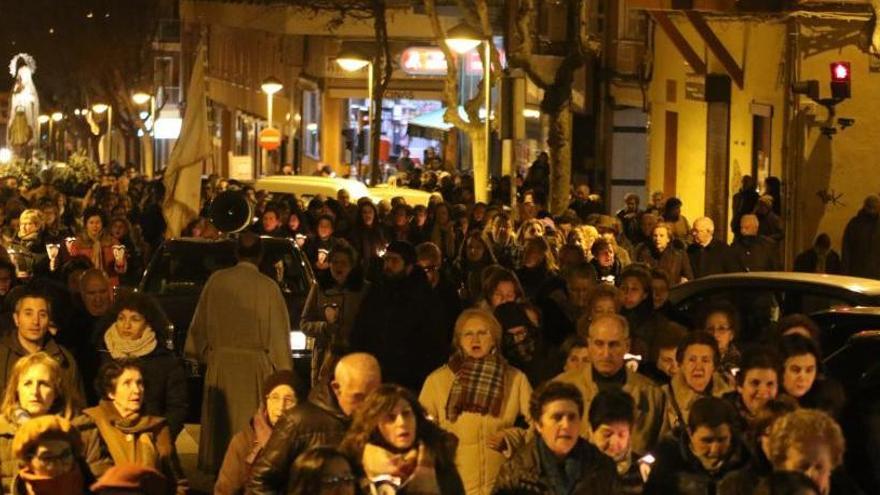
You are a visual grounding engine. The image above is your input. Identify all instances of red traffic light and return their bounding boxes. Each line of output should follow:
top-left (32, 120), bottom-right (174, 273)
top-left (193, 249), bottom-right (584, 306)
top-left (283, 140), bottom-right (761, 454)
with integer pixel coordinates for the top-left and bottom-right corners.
top-left (831, 62), bottom-right (850, 82)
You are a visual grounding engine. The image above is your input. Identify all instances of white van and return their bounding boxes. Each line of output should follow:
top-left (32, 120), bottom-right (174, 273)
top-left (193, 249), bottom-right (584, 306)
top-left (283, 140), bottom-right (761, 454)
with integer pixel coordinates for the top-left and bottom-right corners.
top-left (253, 175), bottom-right (371, 202)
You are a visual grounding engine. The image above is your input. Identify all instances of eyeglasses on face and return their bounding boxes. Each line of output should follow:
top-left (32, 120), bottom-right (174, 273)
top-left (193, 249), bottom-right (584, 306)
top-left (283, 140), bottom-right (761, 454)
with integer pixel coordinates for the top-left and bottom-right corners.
top-left (321, 474), bottom-right (357, 486)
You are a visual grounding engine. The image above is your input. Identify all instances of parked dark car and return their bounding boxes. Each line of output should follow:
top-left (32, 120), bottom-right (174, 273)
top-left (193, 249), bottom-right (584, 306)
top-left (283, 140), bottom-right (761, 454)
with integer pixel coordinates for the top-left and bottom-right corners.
top-left (821, 318), bottom-right (880, 493)
top-left (668, 272), bottom-right (880, 341)
top-left (139, 236), bottom-right (316, 420)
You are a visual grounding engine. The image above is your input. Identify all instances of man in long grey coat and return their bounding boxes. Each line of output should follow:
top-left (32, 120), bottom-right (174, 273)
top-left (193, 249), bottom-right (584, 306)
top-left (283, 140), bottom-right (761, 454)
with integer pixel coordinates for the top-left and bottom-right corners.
top-left (186, 233), bottom-right (292, 472)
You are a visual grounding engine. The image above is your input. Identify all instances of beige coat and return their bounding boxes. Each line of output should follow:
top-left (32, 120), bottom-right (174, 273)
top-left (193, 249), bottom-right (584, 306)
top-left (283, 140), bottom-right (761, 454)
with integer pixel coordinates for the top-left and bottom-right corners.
top-left (554, 366), bottom-right (665, 455)
top-left (660, 372), bottom-right (734, 437)
top-left (419, 364), bottom-right (531, 495)
top-left (185, 261), bottom-right (293, 472)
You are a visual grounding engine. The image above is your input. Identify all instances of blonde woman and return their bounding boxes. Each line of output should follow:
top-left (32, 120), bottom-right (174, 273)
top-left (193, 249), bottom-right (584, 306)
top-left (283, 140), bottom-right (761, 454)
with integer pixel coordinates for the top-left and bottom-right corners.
top-left (515, 219), bottom-right (545, 246)
top-left (10, 209), bottom-right (47, 277)
top-left (419, 309), bottom-right (531, 495)
top-left (483, 214), bottom-right (518, 269)
top-left (568, 224), bottom-right (600, 262)
top-left (0, 353), bottom-right (107, 493)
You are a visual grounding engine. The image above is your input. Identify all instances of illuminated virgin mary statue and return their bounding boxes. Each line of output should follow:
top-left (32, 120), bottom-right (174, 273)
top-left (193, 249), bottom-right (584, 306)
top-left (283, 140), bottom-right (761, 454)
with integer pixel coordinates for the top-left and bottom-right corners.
top-left (7, 53), bottom-right (40, 152)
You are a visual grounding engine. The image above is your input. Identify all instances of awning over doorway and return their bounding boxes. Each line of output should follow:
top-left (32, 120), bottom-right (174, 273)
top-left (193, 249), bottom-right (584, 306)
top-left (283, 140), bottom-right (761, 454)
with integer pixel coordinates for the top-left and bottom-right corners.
top-left (407, 106), bottom-right (468, 140)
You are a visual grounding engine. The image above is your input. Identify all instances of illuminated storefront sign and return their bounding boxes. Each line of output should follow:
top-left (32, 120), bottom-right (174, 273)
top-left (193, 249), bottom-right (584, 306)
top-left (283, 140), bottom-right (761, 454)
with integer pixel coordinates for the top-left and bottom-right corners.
top-left (400, 47), bottom-right (505, 76)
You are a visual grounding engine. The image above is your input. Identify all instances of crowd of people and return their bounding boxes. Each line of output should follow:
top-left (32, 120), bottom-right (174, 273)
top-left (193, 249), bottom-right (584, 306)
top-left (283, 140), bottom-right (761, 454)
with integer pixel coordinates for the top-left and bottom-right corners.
top-left (0, 159), bottom-right (873, 495)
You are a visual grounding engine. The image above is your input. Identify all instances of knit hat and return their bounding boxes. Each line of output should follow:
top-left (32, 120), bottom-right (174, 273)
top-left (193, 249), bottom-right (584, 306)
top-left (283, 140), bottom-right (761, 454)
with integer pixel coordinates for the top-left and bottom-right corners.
top-left (493, 302), bottom-right (535, 332)
top-left (90, 464), bottom-right (174, 494)
top-left (385, 240), bottom-right (416, 265)
top-left (12, 416), bottom-right (82, 462)
top-left (262, 369), bottom-right (300, 400)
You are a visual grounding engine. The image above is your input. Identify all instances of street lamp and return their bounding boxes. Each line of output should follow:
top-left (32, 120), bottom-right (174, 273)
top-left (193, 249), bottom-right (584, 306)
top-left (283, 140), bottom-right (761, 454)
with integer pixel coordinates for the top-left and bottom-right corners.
top-left (132, 91), bottom-right (151, 105)
top-left (261, 76), bottom-right (283, 130)
top-left (445, 22), bottom-right (491, 203)
top-left (49, 112), bottom-right (63, 160)
top-left (261, 77), bottom-right (283, 174)
top-left (132, 91), bottom-right (156, 177)
top-left (92, 103), bottom-right (112, 164)
top-left (336, 46), bottom-right (373, 181)
top-left (445, 22), bottom-right (484, 53)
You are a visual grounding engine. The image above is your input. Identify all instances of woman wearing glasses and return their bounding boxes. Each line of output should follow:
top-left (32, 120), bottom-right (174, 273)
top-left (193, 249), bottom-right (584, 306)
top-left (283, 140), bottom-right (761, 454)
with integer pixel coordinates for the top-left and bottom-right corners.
top-left (700, 302), bottom-right (742, 380)
top-left (419, 309), bottom-right (531, 495)
top-left (10, 416), bottom-right (92, 495)
top-left (287, 446), bottom-right (363, 495)
top-left (216, 370), bottom-right (302, 495)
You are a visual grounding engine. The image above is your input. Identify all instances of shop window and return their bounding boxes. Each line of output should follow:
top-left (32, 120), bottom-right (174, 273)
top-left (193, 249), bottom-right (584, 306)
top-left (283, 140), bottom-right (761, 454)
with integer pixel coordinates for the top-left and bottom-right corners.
top-left (303, 90), bottom-right (320, 159)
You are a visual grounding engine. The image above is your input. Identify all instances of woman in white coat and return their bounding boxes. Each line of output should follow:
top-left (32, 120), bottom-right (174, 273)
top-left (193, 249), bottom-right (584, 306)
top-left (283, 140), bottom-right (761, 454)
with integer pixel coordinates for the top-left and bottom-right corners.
top-left (419, 308), bottom-right (532, 495)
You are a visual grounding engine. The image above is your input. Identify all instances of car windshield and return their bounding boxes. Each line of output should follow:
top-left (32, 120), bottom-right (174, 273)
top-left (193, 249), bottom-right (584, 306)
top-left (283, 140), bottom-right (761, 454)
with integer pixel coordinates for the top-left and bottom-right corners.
top-left (674, 287), bottom-right (853, 342)
top-left (142, 239), bottom-right (310, 296)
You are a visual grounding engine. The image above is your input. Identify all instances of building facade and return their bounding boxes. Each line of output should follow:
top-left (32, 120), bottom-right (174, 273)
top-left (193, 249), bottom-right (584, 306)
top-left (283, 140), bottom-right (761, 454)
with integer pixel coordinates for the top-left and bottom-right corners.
top-left (624, 0), bottom-right (880, 262)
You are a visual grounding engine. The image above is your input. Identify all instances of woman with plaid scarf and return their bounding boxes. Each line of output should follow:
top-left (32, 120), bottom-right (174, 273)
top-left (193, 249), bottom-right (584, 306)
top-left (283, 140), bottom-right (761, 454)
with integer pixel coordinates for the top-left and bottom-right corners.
top-left (419, 309), bottom-right (533, 495)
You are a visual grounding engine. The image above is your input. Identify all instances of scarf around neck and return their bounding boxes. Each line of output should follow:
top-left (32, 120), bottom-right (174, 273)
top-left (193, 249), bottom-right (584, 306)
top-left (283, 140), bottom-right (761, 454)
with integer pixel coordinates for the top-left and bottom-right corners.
top-left (17, 464), bottom-right (85, 495)
top-left (445, 350), bottom-right (506, 423)
top-left (104, 321), bottom-right (158, 359)
top-left (362, 442), bottom-right (440, 495)
top-left (537, 436), bottom-right (583, 495)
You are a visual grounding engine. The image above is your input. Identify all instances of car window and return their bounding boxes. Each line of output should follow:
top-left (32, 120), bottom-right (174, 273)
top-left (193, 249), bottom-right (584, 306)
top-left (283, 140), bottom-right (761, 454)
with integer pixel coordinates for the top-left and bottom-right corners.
top-left (143, 245), bottom-right (238, 295)
top-left (260, 242), bottom-right (311, 295)
top-left (779, 291), bottom-right (852, 315)
top-left (142, 240), bottom-right (311, 296)
top-left (674, 288), bottom-right (782, 342)
top-left (825, 337), bottom-right (880, 394)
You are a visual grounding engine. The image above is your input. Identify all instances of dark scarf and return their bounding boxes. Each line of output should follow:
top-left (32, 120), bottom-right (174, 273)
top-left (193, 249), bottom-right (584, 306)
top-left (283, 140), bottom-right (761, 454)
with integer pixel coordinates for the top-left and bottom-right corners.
top-left (537, 437), bottom-right (584, 495)
top-left (445, 350), bottom-right (506, 422)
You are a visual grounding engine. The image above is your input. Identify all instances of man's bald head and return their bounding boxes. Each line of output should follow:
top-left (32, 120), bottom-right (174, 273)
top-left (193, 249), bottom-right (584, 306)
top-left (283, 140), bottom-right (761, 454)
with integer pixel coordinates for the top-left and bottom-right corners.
top-left (334, 352), bottom-right (381, 383)
top-left (332, 353), bottom-right (382, 416)
top-left (80, 269), bottom-right (111, 317)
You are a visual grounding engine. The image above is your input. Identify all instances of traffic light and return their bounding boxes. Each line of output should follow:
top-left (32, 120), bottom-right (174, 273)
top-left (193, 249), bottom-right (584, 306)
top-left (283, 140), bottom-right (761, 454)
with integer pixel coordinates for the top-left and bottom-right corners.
top-left (830, 61), bottom-right (851, 99)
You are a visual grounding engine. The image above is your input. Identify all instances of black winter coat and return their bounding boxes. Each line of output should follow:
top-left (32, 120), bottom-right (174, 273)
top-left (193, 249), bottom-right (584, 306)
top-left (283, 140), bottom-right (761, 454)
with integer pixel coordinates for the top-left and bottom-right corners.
top-left (248, 383), bottom-right (350, 494)
top-left (687, 240), bottom-right (729, 279)
top-left (492, 438), bottom-right (620, 495)
top-left (726, 236), bottom-right (780, 273)
top-left (350, 269), bottom-right (448, 392)
top-left (793, 248), bottom-right (842, 274)
top-left (644, 434), bottom-right (749, 495)
top-left (842, 209), bottom-right (880, 278)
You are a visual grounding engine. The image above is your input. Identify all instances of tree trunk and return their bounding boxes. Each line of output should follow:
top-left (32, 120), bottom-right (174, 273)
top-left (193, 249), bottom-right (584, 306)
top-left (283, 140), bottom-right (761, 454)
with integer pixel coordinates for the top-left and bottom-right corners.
top-left (141, 134), bottom-right (154, 177)
top-left (547, 103), bottom-right (572, 215)
top-left (369, 71), bottom-right (383, 186)
top-left (469, 130), bottom-right (488, 203)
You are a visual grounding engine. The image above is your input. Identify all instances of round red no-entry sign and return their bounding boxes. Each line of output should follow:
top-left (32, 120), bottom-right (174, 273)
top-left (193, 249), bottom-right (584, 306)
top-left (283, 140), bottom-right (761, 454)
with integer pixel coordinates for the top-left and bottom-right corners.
top-left (259, 127), bottom-right (282, 150)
